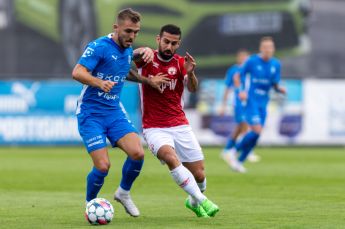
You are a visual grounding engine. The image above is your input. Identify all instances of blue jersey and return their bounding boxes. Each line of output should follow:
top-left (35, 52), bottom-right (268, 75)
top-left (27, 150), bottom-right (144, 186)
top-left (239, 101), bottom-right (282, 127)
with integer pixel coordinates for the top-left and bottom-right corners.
top-left (224, 65), bottom-right (242, 107)
top-left (241, 54), bottom-right (280, 107)
top-left (76, 34), bottom-right (133, 114)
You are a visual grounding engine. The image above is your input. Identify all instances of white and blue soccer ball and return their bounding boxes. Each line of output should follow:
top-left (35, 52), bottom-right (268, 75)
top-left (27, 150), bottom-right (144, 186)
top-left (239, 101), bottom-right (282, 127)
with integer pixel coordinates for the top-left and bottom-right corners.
top-left (85, 198), bottom-right (114, 225)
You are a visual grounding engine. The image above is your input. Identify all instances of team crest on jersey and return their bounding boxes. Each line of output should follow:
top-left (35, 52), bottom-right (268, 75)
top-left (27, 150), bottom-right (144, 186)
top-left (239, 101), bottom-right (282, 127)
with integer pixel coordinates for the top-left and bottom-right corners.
top-left (168, 67), bottom-right (177, 75)
top-left (271, 66), bottom-right (276, 74)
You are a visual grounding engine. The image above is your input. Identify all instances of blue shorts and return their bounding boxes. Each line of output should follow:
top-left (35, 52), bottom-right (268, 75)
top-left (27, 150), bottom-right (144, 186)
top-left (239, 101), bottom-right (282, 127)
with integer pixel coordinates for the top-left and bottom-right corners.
top-left (246, 101), bottom-right (267, 126)
top-left (77, 110), bottom-right (138, 153)
top-left (233, 103), bottom-right (246, 124)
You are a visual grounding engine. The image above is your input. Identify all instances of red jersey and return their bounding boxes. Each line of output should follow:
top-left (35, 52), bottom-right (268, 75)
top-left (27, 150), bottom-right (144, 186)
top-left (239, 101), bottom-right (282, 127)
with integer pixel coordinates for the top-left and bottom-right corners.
top-left (136, 50), bottom-right (189, 128)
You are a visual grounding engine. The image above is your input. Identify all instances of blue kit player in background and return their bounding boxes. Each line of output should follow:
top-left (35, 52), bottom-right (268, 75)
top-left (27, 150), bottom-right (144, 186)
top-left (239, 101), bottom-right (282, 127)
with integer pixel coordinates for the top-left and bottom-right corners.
top-left (72, 8), bottom-right (168, 217)
top-left (226, 37), bottom-right (286, 173)
top-left (220, 50), bottom-right (261, 165)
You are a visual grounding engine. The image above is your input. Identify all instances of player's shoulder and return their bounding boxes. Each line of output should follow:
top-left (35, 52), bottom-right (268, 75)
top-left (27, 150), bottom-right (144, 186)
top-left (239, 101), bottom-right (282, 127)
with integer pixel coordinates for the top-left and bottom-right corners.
top-left (271, 57), bottom-right (281, 65)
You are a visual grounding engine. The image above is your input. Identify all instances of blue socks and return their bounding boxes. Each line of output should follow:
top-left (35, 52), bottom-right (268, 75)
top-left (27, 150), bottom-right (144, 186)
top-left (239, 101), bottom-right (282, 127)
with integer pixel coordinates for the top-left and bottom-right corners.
top-left (224, 138), bottom-right (236, 150)
top-left (120, 157), bottom-right (144, 191)
top-left (236, 131), bottom-right (260, 162)
top-left (86, 167), bottom-right (108, 202)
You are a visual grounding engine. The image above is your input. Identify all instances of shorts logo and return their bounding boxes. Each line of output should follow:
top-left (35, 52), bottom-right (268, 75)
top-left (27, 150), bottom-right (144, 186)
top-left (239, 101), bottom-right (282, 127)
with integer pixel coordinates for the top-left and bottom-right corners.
top-left (167, 67), bottom-right (177, 75)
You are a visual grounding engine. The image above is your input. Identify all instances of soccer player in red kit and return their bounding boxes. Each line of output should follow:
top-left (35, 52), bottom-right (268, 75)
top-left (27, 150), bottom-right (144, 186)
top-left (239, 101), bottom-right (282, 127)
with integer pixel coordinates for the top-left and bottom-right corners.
top-left (135, 24), bottom-right (219, 217)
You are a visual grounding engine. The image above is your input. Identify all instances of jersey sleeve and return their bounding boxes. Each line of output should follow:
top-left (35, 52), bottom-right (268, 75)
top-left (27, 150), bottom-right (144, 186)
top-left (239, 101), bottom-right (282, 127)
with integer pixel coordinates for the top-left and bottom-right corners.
top-left (78, 42), bottom-right (104, 72)
top-left (178, 57), bottom-right (187, 78)
top-left (224, 67), bottom-right (235, 88)
top-left (272, 61), bottom-right (281, 85)
top-left (240, 58), bottom-right (252, 90)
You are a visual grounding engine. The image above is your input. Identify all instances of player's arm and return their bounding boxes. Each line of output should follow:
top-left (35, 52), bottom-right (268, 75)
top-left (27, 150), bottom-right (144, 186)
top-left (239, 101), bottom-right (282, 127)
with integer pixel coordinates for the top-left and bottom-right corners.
top-left (184, 52), bottom-right (198, 93)
top-left (273, 83), bottom-right (287, 95)
top-left (126, 69), bottom-right (170, 93)
top-left (272, 62), bottom-right (286, 95)
top-left (72, 64), bottom-right (115, 93)
top-left (133, 47), bottom-right (154, 65)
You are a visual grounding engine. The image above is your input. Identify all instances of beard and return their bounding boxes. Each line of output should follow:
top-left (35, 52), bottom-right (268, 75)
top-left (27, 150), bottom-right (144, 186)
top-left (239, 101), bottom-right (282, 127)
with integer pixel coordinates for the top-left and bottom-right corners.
top-left (158, 49), bottom-right (174, 60)
top-left (118, 36), bottom-right (132, 48)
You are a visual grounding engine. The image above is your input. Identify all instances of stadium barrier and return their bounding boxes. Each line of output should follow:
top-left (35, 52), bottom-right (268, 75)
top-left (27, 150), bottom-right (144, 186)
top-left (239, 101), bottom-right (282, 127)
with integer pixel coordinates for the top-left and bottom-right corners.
top-left (0, 79), bottom-right (344, 146)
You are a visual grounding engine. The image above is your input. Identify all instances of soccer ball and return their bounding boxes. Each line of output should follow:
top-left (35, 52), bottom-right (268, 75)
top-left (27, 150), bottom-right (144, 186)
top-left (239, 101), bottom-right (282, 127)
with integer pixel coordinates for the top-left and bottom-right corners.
top-left (85, 198), bottom-right (114, 225)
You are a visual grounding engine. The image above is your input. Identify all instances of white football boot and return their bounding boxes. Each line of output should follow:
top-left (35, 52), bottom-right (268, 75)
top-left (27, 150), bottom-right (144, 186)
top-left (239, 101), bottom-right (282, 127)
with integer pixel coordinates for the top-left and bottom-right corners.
top-left (114, 188), bottom-right (140, 217)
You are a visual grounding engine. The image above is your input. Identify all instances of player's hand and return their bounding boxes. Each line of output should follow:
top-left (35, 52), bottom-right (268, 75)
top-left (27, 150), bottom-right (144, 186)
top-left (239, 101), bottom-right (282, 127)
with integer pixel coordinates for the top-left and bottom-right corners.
top-left (219, 105), bottom-right (226, 116)
top-left (279, 86), bottom-right (287, 95)
top-left (139, 47), bottom-right (154, 63)
top-left (149, 73), bottom-right (170, 93)
top-left (239, 91), bottom-right (247, 101)
top-left (99, 80), bottom-right (116, 93)
top-left (184, 52), bottom-right (196, 74)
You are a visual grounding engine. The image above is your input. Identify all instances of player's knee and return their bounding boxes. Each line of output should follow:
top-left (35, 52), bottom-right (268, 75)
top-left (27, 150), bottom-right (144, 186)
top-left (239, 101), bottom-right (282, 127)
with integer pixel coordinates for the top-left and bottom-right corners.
top-left (129, 149), bottom-right (144, 161)
top-left (95, 161), bottom-right (111, 172)
top-left (193, 170), bottom-right (205, 183)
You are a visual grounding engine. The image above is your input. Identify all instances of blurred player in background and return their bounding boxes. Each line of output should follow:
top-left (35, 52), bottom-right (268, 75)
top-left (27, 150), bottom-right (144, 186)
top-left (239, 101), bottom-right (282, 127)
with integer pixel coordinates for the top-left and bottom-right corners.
top-left (72, 8), bottom-right (168, 217)
top-left (225, 37), bottom-right (286, 173)
top-left (135, 24), bottom-right (219, 218)
top-left (220, 49), bottom-right (261, 165)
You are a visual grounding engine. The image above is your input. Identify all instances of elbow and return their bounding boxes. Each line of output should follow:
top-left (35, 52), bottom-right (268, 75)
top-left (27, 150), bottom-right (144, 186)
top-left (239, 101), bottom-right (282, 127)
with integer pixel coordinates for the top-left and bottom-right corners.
top-left (71, 67), bottom-right (79, 81)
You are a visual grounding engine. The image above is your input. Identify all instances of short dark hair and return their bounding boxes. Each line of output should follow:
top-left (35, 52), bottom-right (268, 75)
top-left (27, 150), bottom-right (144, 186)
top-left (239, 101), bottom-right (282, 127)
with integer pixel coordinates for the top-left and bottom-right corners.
top-left (117, 8), bottom-right (141, 24)
top-left (237, 48), bottom-right (249, 55)
top-left (260, 36), bottom-right (274, 44)
top-left (159, 24), bottom-right (181, 38)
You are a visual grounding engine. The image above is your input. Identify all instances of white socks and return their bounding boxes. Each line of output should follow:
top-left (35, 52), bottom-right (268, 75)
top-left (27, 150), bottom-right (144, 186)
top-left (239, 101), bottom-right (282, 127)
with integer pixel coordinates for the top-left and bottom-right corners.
top-left (189, 178), bottom-right (207, 206)
top-left (170, 164), bottom-right (206, 204)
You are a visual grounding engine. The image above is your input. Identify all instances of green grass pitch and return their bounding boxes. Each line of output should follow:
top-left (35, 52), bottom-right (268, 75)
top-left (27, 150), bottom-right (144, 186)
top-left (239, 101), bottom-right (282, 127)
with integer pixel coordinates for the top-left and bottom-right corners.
top-left (0, 146), bottom-right (344, 228)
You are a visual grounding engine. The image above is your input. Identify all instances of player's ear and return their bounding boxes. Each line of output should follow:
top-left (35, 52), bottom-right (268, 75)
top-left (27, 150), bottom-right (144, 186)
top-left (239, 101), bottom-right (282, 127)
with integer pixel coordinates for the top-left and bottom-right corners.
top-left (155, 35), bottom-right (160, 45)
top-left (113, 24), bottom-right (118, 32)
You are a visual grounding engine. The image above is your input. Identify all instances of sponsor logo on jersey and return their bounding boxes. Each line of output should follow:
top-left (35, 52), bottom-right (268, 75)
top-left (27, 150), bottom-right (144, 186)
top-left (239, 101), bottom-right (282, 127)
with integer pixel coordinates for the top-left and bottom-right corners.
top-left (112, 55), bottom-right (118, 61)
top-left (160, 78), bottom-right (177, 92)
top-left (167, 67), bottom-right (177, 75)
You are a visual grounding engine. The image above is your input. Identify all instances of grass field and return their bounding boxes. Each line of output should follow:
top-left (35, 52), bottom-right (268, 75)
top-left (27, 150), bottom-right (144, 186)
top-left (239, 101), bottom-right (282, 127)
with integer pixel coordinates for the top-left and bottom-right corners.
top-left (0, 146), bottom-right (345, 229)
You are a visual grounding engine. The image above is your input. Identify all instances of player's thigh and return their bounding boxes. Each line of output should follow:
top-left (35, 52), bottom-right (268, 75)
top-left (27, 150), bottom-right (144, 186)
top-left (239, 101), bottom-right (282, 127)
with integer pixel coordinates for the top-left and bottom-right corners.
top-left (183, 160), bottom-right (205, 182)
top-left (173, 126), bottom-right (204, 163)
top-left (116, 132), bottom-right (144, 160)
top-left (246, 102), bottom-right (262, 127)
top-left (143, 128), bottom-right (175, 157)
top-left (89, 148), bottom-right (111, 172)
top-left (77, 113), bottom-right (107, 153)
top-left (234, 104), bottom-right (247, 124)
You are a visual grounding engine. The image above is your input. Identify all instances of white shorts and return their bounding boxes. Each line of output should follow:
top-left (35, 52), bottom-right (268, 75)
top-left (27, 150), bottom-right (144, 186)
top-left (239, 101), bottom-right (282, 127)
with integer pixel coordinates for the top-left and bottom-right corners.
top-left (143, 125), bottom-right (204, 163)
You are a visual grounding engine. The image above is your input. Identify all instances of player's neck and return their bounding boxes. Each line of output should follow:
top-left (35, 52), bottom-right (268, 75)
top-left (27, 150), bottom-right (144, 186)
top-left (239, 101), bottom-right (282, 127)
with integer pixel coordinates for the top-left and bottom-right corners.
top-left (157, 53), bottom-right (173, 62)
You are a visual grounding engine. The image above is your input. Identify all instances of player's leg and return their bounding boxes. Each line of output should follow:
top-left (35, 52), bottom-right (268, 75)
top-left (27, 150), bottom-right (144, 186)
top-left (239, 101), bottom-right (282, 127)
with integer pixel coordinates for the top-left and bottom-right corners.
top-left (157, 145), bottom-right (208, 217)
top-left (237, 107), bottom-right (266, 163)
top-left (174, 126), bottom-right (219, 217)
top-left (113, 133), bottom-right (144, 217)
top-left (77, 112), bottom-right (109, 202)
top-left (143, 128), bottom-right (208, 217)
top-left (107, 114), bottom-right (144, 217)
top-left (183, 160), bottom-right (206, 191)
top-left (87, 148), bottom-right (110, 202)
top-left (237, 124), bottom-right (262, 164)
top-left (223, 104), bottom-right (247, 152)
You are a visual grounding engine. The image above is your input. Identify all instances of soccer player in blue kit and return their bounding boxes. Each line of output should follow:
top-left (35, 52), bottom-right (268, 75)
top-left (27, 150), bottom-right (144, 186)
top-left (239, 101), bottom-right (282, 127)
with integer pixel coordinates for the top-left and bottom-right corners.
top-left (220, 50), bottom-right (249, 154)
top-left (72, 8), bottom-right (169, 217)
top-left (221, 50), bottom-right (261, 167)
top-left (227, 37), bottom-right (286, 173)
